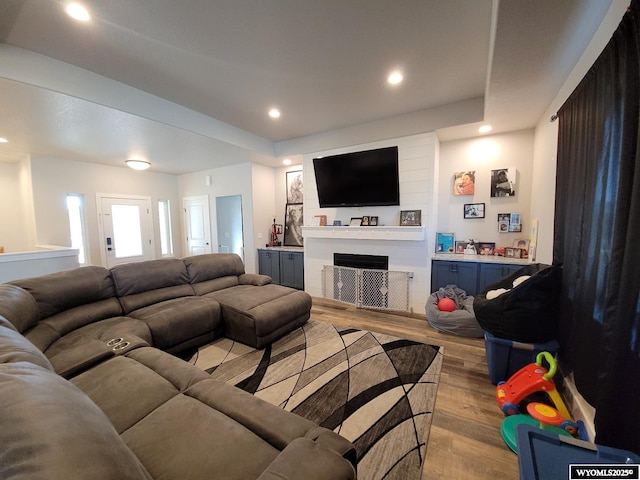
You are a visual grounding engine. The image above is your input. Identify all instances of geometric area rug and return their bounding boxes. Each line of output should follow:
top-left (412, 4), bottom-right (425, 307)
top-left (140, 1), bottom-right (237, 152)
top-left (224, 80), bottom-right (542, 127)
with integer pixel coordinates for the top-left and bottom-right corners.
top-left (185, 320), bottom-right (443, 480)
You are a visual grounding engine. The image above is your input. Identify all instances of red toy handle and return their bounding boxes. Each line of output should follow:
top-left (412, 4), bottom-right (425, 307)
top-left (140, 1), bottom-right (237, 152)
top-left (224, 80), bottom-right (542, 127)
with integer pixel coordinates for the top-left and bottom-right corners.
top-left (536, 351), bottom-right (557, 381)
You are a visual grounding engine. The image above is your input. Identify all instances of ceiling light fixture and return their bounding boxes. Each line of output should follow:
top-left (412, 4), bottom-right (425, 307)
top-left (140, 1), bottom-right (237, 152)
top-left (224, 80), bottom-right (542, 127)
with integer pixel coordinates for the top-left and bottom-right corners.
top-left (387, 71), bottom-right (403, 85)
top-left (268, 108), bottom-right (281, 119)
top-left (0, 137), bottom-right (8, 143)
top-left (126, 160), bottom-right (150, 171)
top-left (282, 159), bottom-right (292, 166)
top-left (66, 2), bottom-right (91, 21)
top-left (478, 125), bottom-right (492, 133)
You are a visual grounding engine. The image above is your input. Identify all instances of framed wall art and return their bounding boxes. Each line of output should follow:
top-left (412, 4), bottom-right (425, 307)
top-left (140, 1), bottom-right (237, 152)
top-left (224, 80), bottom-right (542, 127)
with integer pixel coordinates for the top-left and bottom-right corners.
top-left (464, 203), bottom-right (485, 219)
top-left (286, 170), bottom-right (303, 204)
top-left (283, 203), bottom-right (303, 247)
top-left (400, 210), bottom-right (421, 226)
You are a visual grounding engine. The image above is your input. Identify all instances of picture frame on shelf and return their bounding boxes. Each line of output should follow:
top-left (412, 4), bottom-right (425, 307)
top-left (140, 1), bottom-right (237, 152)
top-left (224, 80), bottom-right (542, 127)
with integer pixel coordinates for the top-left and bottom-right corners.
top-left (370, 216), bottom-right (379, 226)
top-left (349, 217), bottom-right (363, 227)
top-left (505, 247), bottom-right (524, 258)
top-left (478, 242), bottom-right (496, 255)
top-left (455, 241), bottom-right (469, 254)
top-left (513, 239), bottom-right (530, 250)
top-left (361, 216), bottom-right (370, 226)
top-left (400, 210), bottom-right (421, 226)
top-left (464, 203), bottom-right (485, 219)
top-left (436, 232), bottom-right (455, 253)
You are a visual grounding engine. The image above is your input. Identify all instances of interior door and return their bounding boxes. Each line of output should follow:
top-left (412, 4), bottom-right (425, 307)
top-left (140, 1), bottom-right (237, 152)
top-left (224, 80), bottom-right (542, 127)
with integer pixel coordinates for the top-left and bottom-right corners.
top-left (98, 194), bottom-right (154, 268)
top-left (216, 195), bottom-right (244, 260)
top-left (183, 195), bottom-right (212, 256)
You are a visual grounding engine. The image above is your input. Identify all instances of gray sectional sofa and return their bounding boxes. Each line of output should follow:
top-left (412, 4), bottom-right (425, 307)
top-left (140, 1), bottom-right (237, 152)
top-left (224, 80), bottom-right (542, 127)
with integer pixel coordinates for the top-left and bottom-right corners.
top-left (0, 253), bottom-right (357, 480)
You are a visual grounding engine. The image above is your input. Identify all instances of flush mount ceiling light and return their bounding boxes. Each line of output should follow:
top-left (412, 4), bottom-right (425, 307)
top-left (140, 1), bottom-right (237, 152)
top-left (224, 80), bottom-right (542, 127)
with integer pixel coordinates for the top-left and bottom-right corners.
top-left (126, 159), bottom-right (150, 170)
top-left (0, 137), bottom-right (8, 143)
top-left (387, 71), bottom-right (404, 85)
top-left (268, 108), bottom-right (281, 119)
top-left (478, 125), bottom-right (493, 133)
top-left (66, 2), bottom-right (91, 21)
top-left (282, 159), bottom-right (292, 166)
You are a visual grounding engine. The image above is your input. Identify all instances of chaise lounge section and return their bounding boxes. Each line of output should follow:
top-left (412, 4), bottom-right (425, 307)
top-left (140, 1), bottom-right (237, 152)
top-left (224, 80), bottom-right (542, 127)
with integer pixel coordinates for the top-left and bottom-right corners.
top-left (0, 253), bottom-right (356, 479)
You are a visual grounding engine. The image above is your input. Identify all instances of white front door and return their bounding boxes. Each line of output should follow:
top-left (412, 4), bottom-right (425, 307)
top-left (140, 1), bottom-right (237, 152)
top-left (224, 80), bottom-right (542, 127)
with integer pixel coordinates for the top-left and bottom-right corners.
top-left (97, 194), bottom-right (154, 268)
top-left (183, 195), bottom-right (212, 256)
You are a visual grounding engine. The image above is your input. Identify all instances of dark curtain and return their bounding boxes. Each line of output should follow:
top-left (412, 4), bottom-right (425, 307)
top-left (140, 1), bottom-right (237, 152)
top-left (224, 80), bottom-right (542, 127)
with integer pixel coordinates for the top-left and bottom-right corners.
top-left (554, 0), bottom-right (640, 454)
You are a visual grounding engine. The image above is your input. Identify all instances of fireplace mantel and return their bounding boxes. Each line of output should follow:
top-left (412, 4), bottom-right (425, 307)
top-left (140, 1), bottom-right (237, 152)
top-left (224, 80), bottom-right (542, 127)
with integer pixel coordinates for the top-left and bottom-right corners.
top-left (302, 226), bottom-right (425, 241)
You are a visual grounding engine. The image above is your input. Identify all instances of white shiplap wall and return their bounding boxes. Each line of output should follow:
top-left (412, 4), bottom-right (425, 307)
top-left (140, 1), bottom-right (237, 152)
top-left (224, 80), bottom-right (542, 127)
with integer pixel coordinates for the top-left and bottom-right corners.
top-left (302, 132), bottom-right (438, 314)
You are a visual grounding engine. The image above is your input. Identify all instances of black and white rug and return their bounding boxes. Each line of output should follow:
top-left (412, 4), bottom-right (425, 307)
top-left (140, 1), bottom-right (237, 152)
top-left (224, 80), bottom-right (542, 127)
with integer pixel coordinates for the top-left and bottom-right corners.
top-left (186, 320), bottom-right (443, 480)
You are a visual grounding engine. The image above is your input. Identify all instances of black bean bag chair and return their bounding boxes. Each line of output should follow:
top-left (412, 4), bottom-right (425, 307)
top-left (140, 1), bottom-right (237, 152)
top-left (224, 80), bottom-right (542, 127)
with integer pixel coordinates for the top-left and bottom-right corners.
top-left (473, 263), bottom-right (561, 343)
top-left (426, 285), bottom-right (484, 337)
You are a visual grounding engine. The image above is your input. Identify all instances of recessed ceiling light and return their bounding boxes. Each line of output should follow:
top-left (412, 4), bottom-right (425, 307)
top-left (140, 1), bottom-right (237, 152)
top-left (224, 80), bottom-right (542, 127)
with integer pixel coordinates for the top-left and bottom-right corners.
top-left (282, 159), bottom-right (292, 166)
top-left (66, 2), bottom-right (91, 21)
top-left (268, 108), bottom-right (281, 119)
top-left (478, 125), bottom-right (492, 133)
top-left (387, 71), bottom-right (403, 85)
top-left (126, 160), bottom-right (150, 170)
top-left (0, 137), bottom-right (8, 143)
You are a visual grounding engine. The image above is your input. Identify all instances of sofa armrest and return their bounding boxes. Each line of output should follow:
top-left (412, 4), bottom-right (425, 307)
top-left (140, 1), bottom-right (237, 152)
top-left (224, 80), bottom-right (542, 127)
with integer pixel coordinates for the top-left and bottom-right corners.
top-left (239, 273), bottom-right (272, 286)
top-left (257, 438), bottom-right (356, 480)
top-left (48, 340), bottom-right (116, 379)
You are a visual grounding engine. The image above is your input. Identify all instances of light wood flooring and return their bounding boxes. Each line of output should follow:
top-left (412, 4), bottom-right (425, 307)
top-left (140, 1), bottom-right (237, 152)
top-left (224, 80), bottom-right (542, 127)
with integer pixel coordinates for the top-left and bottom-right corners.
top-left (310, 297), bottom-right (520, 480)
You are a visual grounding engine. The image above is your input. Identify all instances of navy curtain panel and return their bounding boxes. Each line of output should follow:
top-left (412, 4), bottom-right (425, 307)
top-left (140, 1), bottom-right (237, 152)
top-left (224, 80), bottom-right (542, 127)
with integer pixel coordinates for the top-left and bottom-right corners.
top-left (554, 0), bottom-right (640, 454)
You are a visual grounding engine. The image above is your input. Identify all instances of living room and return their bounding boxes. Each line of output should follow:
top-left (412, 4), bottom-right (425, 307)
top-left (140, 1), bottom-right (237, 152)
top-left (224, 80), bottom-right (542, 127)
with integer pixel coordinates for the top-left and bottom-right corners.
top-left (1, 1), bottom-right (639, 478)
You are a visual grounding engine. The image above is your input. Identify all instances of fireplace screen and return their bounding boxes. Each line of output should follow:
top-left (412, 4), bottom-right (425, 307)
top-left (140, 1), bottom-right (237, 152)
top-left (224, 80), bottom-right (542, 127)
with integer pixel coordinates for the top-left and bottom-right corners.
top-left (321, 265), bottom-right (410, 312)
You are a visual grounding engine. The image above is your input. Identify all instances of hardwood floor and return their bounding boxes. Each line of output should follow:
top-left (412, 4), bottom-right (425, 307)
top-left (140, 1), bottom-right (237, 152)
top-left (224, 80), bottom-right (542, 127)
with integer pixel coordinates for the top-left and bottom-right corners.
top-left (310, 297), bottom-right (520, 480)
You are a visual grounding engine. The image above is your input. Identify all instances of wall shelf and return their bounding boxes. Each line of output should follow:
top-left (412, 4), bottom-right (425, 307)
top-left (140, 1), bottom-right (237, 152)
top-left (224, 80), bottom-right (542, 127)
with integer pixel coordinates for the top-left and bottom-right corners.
top-left (302, 226), bottom-right (425, 241)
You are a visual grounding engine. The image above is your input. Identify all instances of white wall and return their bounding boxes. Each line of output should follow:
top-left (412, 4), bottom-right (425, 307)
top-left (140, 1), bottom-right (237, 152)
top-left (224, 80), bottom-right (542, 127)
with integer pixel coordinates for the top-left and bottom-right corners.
top-left (0, 159), bottom-right (36, 252)
top-left (438, 130), bottom-right (535, 252)
top-left (178, 163), bottom-right (259, 272)
top-left (29, 155), bottom-right (181, 265)
top-left (251, 163), bottom-right (276, 254)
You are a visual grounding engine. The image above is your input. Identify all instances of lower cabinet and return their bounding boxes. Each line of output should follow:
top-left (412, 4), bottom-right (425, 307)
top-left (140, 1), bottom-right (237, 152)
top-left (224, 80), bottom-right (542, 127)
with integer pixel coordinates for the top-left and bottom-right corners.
top-left (258, 249), bottom-right (304, 290)
top-left (431, 259), bottom-right (526, 296)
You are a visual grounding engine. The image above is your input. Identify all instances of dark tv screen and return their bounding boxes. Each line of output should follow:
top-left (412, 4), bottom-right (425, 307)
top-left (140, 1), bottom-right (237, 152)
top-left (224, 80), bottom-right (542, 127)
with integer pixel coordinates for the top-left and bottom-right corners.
top-left (313, 146), bottom-right (400, 207)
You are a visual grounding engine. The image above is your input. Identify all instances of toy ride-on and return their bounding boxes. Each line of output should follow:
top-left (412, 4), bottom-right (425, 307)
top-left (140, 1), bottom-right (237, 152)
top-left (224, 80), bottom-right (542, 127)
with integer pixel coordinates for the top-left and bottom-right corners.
top-left (496, 351), bottom-right (578, 436)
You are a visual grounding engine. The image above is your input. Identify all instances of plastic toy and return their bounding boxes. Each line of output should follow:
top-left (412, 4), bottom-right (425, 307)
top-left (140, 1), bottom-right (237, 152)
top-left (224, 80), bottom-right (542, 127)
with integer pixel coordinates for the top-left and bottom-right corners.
top-left (437, 297), bottom-right (456, 312)
top-left (496, 351), bottom-right (578, 435)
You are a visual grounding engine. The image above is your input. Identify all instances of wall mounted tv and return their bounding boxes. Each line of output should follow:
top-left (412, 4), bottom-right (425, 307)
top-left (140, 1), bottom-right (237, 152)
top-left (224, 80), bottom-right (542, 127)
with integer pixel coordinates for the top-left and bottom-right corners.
top-left (313, 146), bottom-right (400, 208)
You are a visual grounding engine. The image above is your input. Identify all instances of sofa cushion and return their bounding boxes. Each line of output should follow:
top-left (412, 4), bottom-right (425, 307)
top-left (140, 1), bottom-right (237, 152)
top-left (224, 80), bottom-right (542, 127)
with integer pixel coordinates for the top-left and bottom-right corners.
top-left (127, 297), bottom-right (222, 352)
top-left (10, 266), bottom-right (117, 320)
top-left (0, 361), bottom-right (152, 480)
top-left (0, 318), bottom-right (54, 371)
top-left (0, 284), bottom-right (39, 333)
top-left (184, 253), bottom-right (246, 283)
top-left (111, 258), bottom-right (195, 313)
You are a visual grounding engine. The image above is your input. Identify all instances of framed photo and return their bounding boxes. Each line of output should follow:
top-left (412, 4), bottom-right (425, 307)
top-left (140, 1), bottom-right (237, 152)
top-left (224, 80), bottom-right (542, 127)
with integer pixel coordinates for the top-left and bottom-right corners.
top-left (453, 171), bottom-right (476, 196)
top-left (464, 203), bottom-right (485, 219)
top-left (286, 170), bottom-right (303, 204)
top-left (505, 247), bottom-right (523, 259)
top-left (370, 216), bottom-right (379, 226)
top-left (361, 215), bottom-right (370, 226)
top-left (490, 168), bottom-right (516, 197)
top-left (436, 232), bottom-right (455, 253)
top-left (508, 223), bottom-right (523, 232)
top-left (513, 239), bottom-right (530, 250)
top-left (400, 210), bottom-right (421, 226)
top-left (349, 217), bottom-right (363, 226)
top-left (455, 241), bottom-right (469, 254)
top-left (478, 242), bottom-right (496, 255)
top-left (283, 204), bottom-right (303, 247)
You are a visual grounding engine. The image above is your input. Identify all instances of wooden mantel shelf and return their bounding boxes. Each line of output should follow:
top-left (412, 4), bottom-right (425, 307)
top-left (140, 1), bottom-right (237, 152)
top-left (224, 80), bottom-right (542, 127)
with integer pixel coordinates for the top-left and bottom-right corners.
top-left (302, 226), bottom-right (425, 241)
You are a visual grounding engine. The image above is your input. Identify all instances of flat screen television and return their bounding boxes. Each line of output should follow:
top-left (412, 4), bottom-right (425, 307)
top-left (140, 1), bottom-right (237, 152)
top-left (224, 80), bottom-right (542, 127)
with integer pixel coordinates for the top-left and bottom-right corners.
top-left (313, 146), bottom-right (400, 207)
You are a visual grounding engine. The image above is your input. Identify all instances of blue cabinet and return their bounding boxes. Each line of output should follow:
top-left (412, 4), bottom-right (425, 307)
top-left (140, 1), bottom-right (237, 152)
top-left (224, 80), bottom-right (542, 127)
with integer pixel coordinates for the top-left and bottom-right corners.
top-left (431, 260), bottom-right (479, 295)
top-left (258, 249), bottom-right (304, 290)
top-left (431, 258), bottom-right (526, 296)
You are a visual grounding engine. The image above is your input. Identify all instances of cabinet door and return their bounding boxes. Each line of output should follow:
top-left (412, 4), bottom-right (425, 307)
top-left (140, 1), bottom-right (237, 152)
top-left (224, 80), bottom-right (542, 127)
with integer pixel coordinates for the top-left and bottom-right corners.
top-left (258, 250), bottom-right (280, 284)
top-left (478, 263), bottom-right (523, 293)
top-left (431, 260), bottom-right (478, 295)
top-left (280, 251), bottom-right (304, 290)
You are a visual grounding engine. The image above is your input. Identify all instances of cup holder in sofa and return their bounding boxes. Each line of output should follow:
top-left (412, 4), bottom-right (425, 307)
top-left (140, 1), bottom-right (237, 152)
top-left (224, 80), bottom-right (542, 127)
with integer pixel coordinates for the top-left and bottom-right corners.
top-left (105, 337), bottom-right (147, 355)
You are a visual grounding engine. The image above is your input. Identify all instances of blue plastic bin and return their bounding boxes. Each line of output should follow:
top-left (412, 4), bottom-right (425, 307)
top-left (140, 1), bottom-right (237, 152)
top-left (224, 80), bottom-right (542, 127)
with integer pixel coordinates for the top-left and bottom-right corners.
top-left (484, 332), bottom-right (559, 384)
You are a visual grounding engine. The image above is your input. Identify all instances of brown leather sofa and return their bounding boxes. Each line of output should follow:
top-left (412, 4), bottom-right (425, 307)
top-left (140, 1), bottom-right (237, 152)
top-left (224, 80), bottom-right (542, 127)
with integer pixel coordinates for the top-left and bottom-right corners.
top-left (0, 254), bottom-right (356, 480)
